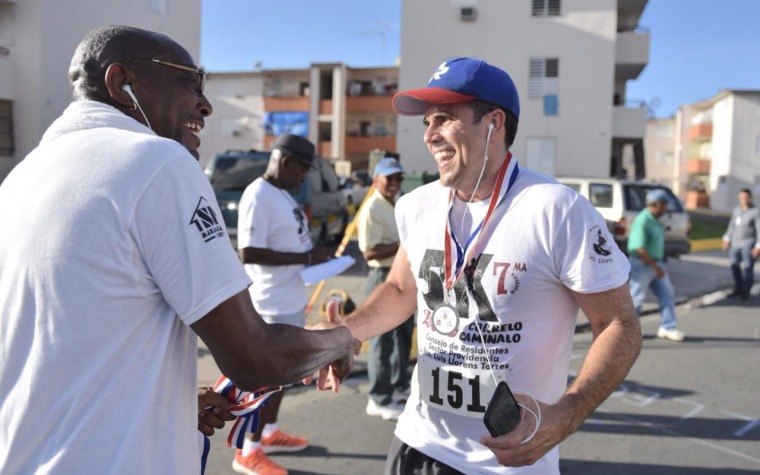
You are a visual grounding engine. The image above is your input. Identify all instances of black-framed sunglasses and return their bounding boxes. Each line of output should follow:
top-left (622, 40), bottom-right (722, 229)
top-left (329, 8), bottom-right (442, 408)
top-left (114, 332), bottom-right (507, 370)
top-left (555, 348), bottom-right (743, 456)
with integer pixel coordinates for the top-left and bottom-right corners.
top-left (123, 57), bottom-right (206, 96)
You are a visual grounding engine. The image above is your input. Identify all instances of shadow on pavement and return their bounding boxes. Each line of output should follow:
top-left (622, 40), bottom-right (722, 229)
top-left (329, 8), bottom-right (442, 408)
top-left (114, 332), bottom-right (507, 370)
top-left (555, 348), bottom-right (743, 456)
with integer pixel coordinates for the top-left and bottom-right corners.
top-left (577, 411), bottom-right (760, 442)
top-left (560, 460), bottom-right (758, 474)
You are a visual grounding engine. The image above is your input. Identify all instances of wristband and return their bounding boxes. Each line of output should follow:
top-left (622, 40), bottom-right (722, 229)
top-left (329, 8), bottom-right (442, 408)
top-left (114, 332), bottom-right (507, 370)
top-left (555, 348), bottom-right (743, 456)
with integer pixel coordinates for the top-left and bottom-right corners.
top-left (306, 251), bottom-right (311, 266)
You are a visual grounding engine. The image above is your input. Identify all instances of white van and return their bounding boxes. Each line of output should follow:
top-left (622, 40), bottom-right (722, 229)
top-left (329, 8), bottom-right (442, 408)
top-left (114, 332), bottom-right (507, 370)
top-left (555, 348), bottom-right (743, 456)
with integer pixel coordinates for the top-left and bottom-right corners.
top-left (556, 177), bottom-right (691, 258)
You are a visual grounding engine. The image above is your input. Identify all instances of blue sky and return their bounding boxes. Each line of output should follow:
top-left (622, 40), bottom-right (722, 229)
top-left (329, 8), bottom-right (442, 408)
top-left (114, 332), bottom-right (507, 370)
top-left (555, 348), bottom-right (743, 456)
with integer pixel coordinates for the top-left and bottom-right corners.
top-left (201, 0), bottom-right (760, 119)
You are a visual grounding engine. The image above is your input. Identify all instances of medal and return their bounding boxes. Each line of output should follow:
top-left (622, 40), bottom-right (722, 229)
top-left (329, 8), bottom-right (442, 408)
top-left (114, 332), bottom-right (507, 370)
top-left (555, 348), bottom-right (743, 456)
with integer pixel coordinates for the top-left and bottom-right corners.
top-left (431, 303), bottom-right (460, 336)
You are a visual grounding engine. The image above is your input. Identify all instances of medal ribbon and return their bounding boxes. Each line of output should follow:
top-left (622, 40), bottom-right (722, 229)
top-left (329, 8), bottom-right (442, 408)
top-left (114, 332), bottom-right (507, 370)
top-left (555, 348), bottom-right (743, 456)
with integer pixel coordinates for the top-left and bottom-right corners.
top-left (199, 375), bottom-right (282, 474)
top-left (443, 152), bottom-right (519, 291)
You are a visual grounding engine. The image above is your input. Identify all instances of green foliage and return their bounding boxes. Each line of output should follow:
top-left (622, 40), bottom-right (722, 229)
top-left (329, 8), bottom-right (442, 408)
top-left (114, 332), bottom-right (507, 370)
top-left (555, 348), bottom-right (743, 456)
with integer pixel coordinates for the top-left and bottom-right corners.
top-left (689, 217), bottom-right (726, 240)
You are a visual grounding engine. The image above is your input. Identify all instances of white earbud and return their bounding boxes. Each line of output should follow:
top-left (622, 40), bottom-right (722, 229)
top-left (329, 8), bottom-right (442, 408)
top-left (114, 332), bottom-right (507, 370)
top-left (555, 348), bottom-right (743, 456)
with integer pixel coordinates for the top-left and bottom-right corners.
top-left (121, 84), bottom-right (152, 130)
top-left (122, 84), bottom-right (138, 103)
top-left (488, 122), bottom-right (494, 132)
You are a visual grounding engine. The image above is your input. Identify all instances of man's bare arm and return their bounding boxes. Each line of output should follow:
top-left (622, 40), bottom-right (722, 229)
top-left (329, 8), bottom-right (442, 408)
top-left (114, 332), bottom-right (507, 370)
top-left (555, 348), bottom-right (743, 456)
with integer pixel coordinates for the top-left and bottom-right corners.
top-left (345, 245), bottom-right (418, 341)
top-left (192, 290), bottom-right (356, 391)
top-left (481, 283), bottom-right (641, 466)
top-left (560, 283), bottom-right (642, 434)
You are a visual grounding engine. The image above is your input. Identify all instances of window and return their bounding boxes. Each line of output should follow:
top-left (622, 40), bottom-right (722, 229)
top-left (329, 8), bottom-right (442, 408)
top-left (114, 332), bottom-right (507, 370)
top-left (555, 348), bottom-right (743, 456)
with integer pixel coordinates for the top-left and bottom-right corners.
top-left (532, 0), bottom-right (560, 16)
top-left (529, 58), bottom-right (559, 99)
top-left (589, 184), bottom-right (613, 208)
top-left (0, 100), bottom-right (14, 156)
top-left (525, 137), bottom-right (556, 177)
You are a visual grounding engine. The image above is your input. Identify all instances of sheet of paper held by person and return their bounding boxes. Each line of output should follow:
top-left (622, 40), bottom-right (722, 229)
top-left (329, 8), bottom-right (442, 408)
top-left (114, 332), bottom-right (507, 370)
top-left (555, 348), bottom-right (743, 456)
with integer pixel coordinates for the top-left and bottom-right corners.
top-left (300, 255), bottom-right (355, 285)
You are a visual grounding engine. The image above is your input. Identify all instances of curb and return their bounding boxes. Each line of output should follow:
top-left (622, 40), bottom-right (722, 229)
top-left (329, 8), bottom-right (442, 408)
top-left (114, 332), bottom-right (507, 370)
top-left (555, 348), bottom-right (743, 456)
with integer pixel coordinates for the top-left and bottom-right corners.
top-left (689, 238), bottom-right (723, 252)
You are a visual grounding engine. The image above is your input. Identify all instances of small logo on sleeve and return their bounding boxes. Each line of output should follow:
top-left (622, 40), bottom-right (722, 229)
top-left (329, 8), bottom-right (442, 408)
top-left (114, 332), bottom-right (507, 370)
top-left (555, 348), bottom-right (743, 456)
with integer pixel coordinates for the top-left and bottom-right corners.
top-left (588, 225), bottom-right (614, 263)
top-left (189, 197), bottom-right (225, 243)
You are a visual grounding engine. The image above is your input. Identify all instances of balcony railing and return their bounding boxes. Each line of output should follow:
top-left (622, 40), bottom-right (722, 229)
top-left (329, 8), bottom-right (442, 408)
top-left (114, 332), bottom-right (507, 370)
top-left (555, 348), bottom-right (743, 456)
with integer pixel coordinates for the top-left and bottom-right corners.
top-left (686, 158), bottom-right (711, 175)
top-left (344, 136), bottom-right (396, 154)
top-left (688, 123), bottom-right (713, 141)
top-left (263, 96), bottom-right (308, 112)
top-left (346, 95), bottom-right (393, 113)
top-left (612, 104), bottom-right (646, 139)
top-left (615, 29), bottom-right (649, 80)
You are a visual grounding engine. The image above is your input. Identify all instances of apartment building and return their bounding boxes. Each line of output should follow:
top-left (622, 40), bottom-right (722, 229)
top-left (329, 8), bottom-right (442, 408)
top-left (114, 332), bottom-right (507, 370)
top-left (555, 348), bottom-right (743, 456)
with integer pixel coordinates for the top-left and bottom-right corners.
top-left (0, 0), bottom-right (200, 181)
top-left (198, 64), bottom-right (399, 173)
top-left (643, 116), bottom-right (677, 187)
top-left (396, 0), bottom-right (649, 177)
top-left (647, 90), bottom-right (760, 213)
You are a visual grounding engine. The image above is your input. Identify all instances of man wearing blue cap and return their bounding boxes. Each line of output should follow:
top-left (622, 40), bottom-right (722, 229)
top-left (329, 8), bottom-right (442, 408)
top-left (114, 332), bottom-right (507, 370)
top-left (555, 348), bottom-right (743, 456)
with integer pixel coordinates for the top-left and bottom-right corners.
top-left (320, 58), bottom-right (642, 473)
top-left (357, 157), bottom-right (414, 421)
top-left (628, 189), bottom-right (685, 341)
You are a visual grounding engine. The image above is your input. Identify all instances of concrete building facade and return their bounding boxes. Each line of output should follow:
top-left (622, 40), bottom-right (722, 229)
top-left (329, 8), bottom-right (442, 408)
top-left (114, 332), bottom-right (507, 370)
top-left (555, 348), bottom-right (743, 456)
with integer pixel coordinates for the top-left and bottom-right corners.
top-left (657, 90), bottom-right (760, 213)
top-left (197, 64), bottom-right (399, 173)
top-left (0, 0), bottom-right (200, 181)
top-left (395, 0), bottom-right (649, 176)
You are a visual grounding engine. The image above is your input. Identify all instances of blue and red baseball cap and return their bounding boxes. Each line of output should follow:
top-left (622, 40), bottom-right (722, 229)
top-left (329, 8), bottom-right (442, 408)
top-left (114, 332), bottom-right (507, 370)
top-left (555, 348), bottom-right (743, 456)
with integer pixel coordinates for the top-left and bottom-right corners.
top-left (392, 57), bottom-right (520, 121)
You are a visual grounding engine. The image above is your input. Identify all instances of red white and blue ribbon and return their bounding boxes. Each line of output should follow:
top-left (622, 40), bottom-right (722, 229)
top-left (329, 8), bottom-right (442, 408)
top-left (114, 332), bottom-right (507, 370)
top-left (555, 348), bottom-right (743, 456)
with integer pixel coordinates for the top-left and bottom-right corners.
top-left (213, 375), bottom-right (281, 448)
top-left (199, 375), bottom-right (281, 474)
top-left (444, 152), bottom-right (519, 290)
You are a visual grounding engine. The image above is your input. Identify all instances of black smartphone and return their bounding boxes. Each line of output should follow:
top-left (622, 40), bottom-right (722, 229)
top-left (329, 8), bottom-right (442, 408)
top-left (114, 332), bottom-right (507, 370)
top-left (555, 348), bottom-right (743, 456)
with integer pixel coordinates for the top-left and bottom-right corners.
top-left (483, 380), bottom-right (521, 437)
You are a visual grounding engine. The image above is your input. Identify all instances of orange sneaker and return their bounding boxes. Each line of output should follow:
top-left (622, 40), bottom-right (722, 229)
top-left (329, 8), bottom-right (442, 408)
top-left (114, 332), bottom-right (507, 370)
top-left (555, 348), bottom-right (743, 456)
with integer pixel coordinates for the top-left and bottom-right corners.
top-left (232, 448), bottom-right (288, 475)
top-left (261, 429), bottom-right (309, 454)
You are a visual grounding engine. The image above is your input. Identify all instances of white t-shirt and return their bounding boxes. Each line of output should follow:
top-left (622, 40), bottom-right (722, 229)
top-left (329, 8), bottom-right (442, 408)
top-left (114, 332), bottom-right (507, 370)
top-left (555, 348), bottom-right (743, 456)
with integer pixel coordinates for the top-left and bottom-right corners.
top-left (237, 177), bottom-right (313, 315)
top-left (0, 101), bottom-right (251, 474)
top-left (393, 163), bottom-right (629, 474)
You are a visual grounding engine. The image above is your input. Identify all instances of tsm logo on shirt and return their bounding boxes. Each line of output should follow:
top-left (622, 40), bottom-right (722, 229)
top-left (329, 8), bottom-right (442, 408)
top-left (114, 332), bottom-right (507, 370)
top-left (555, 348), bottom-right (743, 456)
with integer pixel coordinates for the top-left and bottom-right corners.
top-left (189, 197), bottom-right (225, 243)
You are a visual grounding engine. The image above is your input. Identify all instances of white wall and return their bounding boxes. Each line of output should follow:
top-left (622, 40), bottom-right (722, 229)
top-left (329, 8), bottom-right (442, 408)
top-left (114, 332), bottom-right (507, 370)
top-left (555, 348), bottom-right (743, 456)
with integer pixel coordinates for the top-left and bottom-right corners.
top-left (644, 117), bottom-right (676, 187)
top-left (1, 0), bottom-right (200, 180)
top-left (197, 73), bottom-right (265, 167)
top-left (398, 0), bottom-right (619, 176)
top-left (708, 96), bottom-right (734, 212)
top-left (714, 93), bottom-right (760, 213)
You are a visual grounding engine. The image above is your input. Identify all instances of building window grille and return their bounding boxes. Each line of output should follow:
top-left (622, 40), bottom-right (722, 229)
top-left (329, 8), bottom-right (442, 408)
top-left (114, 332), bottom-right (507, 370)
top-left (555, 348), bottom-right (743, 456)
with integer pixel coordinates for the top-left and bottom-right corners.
top-left (529, 58), bottom-right (559, 98)
top-left (532, 0), bottom-right (560, 16)
top-left (0, 100), bottom-right (14, 156)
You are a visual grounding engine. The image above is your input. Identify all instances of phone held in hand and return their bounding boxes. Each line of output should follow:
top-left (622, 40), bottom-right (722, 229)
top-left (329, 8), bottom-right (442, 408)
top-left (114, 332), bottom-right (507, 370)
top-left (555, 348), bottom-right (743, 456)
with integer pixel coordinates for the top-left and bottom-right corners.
top-left (483, 380), bottom-right (521, 437)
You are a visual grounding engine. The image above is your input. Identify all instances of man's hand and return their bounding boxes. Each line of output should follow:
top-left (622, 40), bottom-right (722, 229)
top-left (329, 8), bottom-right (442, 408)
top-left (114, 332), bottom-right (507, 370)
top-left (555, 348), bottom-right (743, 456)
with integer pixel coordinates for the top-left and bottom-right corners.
top-left (752, 247), bottom-right (760, 259)
top-left (480, 396), bottom-right (568, 467)
top-left (197, 387), bottom-right (235, 436)
top-left (309, 246), bottom-right (335, 265)
top-left (653, 265), bottom-right (665, 279)
top-left (303, 301), bottom-right (361, 392)
top-left (721, 241), bottom-right (730, 252)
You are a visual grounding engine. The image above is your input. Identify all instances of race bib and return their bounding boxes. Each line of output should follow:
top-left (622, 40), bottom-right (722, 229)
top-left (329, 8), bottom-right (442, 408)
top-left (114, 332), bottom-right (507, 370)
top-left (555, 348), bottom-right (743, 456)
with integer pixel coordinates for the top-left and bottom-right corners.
top-left (417, 353), bottom-right (508, 418)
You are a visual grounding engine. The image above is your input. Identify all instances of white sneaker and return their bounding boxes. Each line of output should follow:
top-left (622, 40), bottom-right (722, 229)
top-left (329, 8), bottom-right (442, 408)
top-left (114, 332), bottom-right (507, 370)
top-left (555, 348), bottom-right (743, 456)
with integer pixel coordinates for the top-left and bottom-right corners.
top-left (366, 399), bottom-right (404, 420)
top-left (657, 327), bottom-right (685, 342)
top-left (392, 387), bottom-right (411, 403)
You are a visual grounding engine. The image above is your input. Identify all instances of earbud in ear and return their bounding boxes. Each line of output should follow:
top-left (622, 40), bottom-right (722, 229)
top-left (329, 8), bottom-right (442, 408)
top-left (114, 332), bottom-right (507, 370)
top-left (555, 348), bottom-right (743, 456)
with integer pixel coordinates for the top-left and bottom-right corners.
top-left (488, 122), bottom-right (495, 132)
top-left (122, 84), bottom-right (138, 104)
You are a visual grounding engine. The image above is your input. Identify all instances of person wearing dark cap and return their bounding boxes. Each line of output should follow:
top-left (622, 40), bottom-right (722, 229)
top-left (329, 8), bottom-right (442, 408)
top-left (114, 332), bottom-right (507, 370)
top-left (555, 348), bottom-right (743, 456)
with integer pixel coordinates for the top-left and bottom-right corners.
top-left (357, 157), bottom-right (415, 421)
top-left (235, 133), bottom-right (335, 474)
top-left (628, 189), bottom-right (685, 342)
top-left (317, 57), bottom-right (641, 473)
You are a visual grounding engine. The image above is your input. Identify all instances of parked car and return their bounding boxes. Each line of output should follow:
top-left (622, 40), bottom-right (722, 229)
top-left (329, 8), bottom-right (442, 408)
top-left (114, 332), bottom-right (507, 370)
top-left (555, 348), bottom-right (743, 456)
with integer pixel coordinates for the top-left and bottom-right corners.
top-left (204, 149), bottom-right (347, 248)
top-left (556, 177), bottom-right (691, 258)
